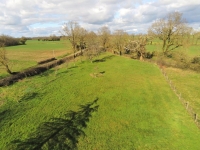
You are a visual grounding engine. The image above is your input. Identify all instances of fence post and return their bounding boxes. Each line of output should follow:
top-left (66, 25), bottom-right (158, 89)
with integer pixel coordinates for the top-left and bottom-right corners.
top-left (186, 102), bottom-right (189, 110)
top-left (179, 93), bottom-right (181, 99)
top-left (195, 114), bottom-right (198, 122)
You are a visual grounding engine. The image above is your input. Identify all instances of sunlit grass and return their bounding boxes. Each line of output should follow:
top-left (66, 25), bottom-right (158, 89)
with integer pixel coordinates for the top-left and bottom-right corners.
top-left (0, 53), bottom-right (200, 150)
top-left (0, 40), bottom-right (72, 78)
top-left (165, 67), bottom-right (200, 118)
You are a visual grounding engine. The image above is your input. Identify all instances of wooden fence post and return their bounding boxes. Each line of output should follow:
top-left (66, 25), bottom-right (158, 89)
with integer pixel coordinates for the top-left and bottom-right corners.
top-left (186, 102), bottom-right (189, 110)
top-left (179, 93), bottom-right (181, 99)
top-left (194, 114), bottom-right (198, 122)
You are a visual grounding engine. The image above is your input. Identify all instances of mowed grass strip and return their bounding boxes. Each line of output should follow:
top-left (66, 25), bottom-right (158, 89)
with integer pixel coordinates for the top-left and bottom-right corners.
top-left (0, 53), bottom-right (200, 150)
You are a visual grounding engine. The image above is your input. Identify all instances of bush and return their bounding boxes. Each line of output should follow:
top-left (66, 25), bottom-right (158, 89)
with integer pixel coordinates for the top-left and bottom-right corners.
top-left (191, 56), bottom-right (200, 64)
top-left (0, 35), bottom-right (20, 46)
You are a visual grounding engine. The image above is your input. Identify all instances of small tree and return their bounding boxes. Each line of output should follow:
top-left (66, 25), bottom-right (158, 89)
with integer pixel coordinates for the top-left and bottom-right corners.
top-left (0, 45), bottom-right (13, 74)
top-left (98, 26), bottom-right (111, 51)
top-left (19, 36), bottom-right (27, 45)
top-left (63, 21), bottom-right (81, 58)
top-left (148, 12), bottom-right (192, 55)
top-left (112, 30), bottom-right (129, 55)
top-left (78, 27), bottom-right (87, 54)
top-left (126, 35), bottom-right (149, 60)
top-left (85, 31), bottom-right (101, 62)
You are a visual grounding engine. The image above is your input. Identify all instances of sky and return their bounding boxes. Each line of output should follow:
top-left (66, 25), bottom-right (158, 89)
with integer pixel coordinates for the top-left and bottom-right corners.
top-left (0, 0), bottom-right (200, 37)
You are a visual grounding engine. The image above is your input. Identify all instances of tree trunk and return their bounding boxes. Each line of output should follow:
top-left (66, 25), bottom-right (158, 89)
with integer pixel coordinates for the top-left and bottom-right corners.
top-left (5, 64), bottom-right (13, 74)
top-left (140, 54), bottom-right (143, 61)
top-left (162, 40), bottom-right (166, 54)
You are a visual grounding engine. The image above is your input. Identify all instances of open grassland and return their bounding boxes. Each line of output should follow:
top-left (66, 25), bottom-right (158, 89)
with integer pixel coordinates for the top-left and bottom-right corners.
top-left (165, 68), bottom-right (200, 120)
top-left (0, 53), bottom-right (200, 149)
top-left (146, 37), bottom-right (200, 57)
top-left (0, 40), bottom-right (72, 78)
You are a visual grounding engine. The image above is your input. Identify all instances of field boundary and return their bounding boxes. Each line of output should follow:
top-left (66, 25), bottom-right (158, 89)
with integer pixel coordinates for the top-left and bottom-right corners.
top-left (0, 51), bottom-right (82, 87)
top-left (158, 64), bottom-right (200, 129)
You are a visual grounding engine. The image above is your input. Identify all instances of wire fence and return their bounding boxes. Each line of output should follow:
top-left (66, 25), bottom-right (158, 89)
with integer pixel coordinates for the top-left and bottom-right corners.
top-left (158, 64), bottom-right (200, 129)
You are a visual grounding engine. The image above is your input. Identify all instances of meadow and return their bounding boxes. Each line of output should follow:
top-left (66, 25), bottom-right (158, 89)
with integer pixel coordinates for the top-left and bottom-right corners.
top-left (1, 52), bottom-right (200, 149)
top-left (0, 40), bottom-right (72, 78)
top-left (165, 67), bottom-right (200, 120)
top-left (146, 37), bottom-right (200, 57)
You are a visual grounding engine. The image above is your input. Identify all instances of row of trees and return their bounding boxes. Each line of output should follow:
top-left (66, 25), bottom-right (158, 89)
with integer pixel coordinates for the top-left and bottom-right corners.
top-left (62, 21), bottom-right (152, 61)
top-left (62, 12), bottom-right (196, 62)
top-left (0, 35), bottom-right (27, 46)
top-left (38, 35), bottom-right (61, 41)
top-left (1, 12), bottom-right (199, 75)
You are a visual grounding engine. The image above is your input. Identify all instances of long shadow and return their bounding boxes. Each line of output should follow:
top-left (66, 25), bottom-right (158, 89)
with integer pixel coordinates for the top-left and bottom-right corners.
top-left (18, 92), bottom-right (39, 102)
top-left (0, 109), bottom-right (11, 123)
top-left (39, 70), bottom-right (55, 77)
top-left (12, 98), bottom-right (99, 150)
top-left (93, 55), bottom-right (115, 63)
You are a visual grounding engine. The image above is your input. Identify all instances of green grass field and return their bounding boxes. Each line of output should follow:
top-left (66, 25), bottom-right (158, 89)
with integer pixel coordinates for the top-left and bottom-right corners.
top-left (0, 53), bottom-right (200, 150)
top-left (146, 39), bottom-right (200, 57)
top-left (165, 68), bottom-right (200, 119)
top-left (0, 40), bottom-right (72, 78)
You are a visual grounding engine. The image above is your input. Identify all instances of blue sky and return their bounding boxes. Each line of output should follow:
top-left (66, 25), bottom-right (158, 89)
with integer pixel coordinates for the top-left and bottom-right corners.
top-left (0, 0), bottom-right (200, 37)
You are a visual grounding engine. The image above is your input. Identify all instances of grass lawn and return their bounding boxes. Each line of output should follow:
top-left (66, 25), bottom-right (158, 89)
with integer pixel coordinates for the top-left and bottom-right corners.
top-left (0, 53), bottom-right (200, 149)
top-left (0, 40), bottom-right (72, 78)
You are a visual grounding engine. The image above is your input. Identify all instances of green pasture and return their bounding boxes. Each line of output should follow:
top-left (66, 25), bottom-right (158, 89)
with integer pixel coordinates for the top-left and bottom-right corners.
top-left (165, 68), bottom-right (200, 119)
top-left (0, 40), bottom-right (72, 78)
top-left (146, 37), bottom-right (200, 56)
top-left (0, 53), bottom-right (200, 149)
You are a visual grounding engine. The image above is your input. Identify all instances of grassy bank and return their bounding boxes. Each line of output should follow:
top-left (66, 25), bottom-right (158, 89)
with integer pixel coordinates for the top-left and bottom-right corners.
top-left (0, 53), bottom-right (200, 149)
top-left (0, 40), bottom-right (71, 78)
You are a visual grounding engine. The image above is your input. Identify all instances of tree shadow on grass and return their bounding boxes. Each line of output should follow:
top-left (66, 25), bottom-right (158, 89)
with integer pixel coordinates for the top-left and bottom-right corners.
top-left (12, 98), bottom-right (99, 150)
top-left (39, 70), bottom-right (55, 77)
top-left (0, 109), bottom-right (11, 123)
top-left (18, 92), bottom-right (39, 102)
top-left (68, 66), bottom-right (78, 69)
top-left (93, 55), bottom-right (115, 63)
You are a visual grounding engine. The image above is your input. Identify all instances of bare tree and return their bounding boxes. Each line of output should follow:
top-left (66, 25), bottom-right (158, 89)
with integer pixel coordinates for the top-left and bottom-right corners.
top-left (84, 31), bottom-right (101, 62)
top-left (63, 21), bottom-right (81, 58)
top-left (126, 35), bottom-right (149, 60)
top-left (98, 26), bottom-right (111, 51)
top-left (112, 30), bottom-right (129, 55)
top-left (148, 12), bottom-right (192, 55)
top-left (78, 27), bottom-right (88, 54)
top-left (0, 45), bottom-right (13, 74)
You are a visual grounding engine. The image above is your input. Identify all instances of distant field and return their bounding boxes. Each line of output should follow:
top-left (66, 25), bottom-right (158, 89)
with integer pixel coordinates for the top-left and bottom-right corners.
top-left (146, 38), bottom-right (200, 56)
top-left (0, 53), bottom-right (200, 149)
top-left (0, 40), bottom-right (72, 78)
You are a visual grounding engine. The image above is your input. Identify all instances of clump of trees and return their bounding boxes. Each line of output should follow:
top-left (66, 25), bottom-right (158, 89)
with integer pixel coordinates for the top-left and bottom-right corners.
top-left (148, 12), bottom-right (192, 55)
top-left (84, 31), bottom-right (101, 62)
top-left (38, 35), bottom-right (61, 41)
top-left (98, 26), bottom-right (111, 51)
top-left (147, 12), bottom-right (200, 72)
top-left (0, 35), bottom-right (27, 46)
top-left (112, 30), bottom-right (129, 55)
top-left (125, 35), bottom-right (152, 60)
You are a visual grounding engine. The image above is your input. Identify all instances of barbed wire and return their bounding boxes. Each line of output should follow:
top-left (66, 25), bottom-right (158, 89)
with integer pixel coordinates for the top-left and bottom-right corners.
top-left (158, 64), bottom-right (200, 128)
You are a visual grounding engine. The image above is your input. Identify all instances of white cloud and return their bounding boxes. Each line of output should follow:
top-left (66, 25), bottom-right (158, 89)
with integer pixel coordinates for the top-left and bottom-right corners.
top-left (0, 0), bottom-right (200, 37)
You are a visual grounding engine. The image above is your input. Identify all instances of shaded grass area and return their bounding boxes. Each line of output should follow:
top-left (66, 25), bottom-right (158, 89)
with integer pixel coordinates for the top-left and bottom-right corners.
top-left (12, 99), bottom-right (99, 150)
top-left (0, 53), bottom-right (200, 149)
